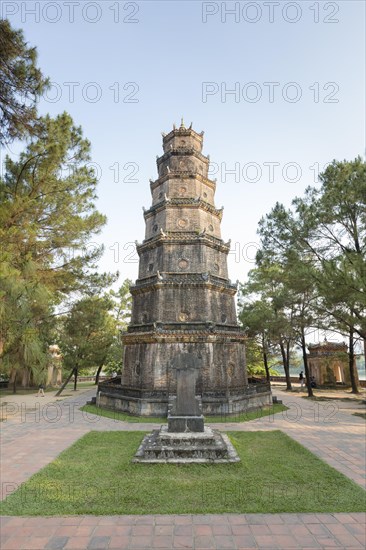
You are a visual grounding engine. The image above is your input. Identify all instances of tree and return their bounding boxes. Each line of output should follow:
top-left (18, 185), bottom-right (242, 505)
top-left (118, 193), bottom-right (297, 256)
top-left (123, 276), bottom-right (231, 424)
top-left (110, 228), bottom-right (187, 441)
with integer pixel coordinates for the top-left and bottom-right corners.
top-left (257, 207), bottom-right (319, 397)
top-left (108, 278), bottom-right (132, 328)
top-left (239, 293), bottom-right (274, 382)
top-left (93, 279), bottom-right (133, 384)
top-left (0, 259), bottom-right (51, 392)
top-left (294, 157), bottom-right (366, 345)
top-left (56, 295), bottom-right (115, 394)
top-left (244, 337), bottom-right (279, 378)
top-left (282, 256), bottom-right (318, 397)
top-left (0, 19), bottom-right (49, 144)
top-left (239, 263), bottom-right (295, 390)
top-left (0, 112), bottom-right (106, 294)
top-left (257, 158), bottom-right (366, 393)
top-left (0, 112), bottom-right (107, 390)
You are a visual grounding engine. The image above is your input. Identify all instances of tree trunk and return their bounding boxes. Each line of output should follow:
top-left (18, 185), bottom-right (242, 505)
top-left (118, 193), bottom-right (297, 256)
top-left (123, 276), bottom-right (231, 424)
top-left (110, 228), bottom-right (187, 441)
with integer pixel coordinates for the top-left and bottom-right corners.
top-left (280, 341), bottom-right (292, 390)
top-left (55, 368), bottom-right (76, 396)
top-left (349, 327), bottom-right (359, 394)
top-left (95, 364), bottom-right (102, 385)
top-left (301, 328), bottom-right (313, 397)
top-left (262, 334), bottom-right (270, 383)
top-left (73, 367), bottom-right (78, 391)
top-left (95, 358), bottom-right (107, 386)
top-left (263, 349), bottom-right (270, 382)
top-left (9, 368), bottom-right (17, 393)
top-left (12, 371), bottom-right (17, 394)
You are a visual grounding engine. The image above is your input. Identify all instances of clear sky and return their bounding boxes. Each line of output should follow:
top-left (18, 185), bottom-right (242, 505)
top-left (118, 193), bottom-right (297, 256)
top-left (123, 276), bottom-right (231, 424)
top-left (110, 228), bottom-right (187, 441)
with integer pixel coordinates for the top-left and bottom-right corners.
top-left (2, 0), bottom-right (365, 285)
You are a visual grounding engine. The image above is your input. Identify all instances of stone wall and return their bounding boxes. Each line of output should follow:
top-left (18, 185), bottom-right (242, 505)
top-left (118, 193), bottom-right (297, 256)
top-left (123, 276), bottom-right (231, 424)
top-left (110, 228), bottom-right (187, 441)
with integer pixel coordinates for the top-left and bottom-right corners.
top-left (137, 241), bottom-right (229, 279)
top-left (162, 129), bottom-right (203, 154)
top-left (130, 286), bottom-right (236, 325)
top-left (121, 339), bottom-right (247, 392)
top-left (98, 383), bottom-right (271, 417)
top-left (151, 177), bottom-right (216, 206)
top-left (145, 206), bottom-right (221, 240)
top-left (157, 151), bottom-right (209, 179)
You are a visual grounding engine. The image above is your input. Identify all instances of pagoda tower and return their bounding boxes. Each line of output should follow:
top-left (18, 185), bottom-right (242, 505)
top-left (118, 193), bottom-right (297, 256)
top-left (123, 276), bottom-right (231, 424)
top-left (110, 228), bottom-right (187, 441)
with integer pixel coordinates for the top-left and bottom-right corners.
top-left (98, 122), bottom-right (271, 416)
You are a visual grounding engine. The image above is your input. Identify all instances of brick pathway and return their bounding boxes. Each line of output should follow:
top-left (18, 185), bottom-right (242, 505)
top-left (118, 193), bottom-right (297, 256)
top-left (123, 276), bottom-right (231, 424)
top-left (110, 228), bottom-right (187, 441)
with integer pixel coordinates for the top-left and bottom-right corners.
top-left (1, 387), bottom-right (365, 549)
top-left (1, 513), bottom-right (365, 549)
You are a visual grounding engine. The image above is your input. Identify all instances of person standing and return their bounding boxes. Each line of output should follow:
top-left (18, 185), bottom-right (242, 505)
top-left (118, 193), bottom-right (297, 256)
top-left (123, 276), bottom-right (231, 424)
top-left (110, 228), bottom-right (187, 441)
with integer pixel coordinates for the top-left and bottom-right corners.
top-left (37, 383), bottom-right (45, 397)
top-left (299, 371), bottom-right (304, 389)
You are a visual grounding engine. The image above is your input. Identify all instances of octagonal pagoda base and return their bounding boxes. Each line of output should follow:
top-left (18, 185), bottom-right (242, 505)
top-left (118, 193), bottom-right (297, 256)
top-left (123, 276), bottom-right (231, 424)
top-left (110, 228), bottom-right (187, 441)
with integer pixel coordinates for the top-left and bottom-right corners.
top-left (97, 381), bottom-right (272, 417)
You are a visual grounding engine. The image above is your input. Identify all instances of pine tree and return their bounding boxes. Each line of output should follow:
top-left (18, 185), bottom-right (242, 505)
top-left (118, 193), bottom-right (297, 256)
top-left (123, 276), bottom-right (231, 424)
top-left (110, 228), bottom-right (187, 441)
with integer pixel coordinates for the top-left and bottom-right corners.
top-left (0, 19), bottom-right (49, 144)
top-left (0, 113), bottom-right (107, 389)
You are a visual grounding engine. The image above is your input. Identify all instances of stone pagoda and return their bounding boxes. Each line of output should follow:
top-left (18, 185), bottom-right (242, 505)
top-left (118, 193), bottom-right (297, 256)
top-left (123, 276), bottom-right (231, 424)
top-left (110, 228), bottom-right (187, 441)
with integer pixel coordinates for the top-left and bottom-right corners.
top-left (98, 121), bottom-right (271, 416)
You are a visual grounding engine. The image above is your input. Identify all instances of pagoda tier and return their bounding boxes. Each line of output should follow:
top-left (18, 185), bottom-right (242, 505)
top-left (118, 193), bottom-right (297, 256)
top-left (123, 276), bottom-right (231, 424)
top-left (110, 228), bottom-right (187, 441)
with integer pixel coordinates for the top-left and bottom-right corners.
top-left (98, 122), bottom-right (271, 416)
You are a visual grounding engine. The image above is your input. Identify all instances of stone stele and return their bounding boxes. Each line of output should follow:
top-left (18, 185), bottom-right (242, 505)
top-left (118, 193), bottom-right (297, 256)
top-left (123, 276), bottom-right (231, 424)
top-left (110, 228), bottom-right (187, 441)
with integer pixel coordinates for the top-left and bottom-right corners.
top-left (133, 351), bottom-right (240, 464)
top-left (167, 352), bottom-right (204, 432)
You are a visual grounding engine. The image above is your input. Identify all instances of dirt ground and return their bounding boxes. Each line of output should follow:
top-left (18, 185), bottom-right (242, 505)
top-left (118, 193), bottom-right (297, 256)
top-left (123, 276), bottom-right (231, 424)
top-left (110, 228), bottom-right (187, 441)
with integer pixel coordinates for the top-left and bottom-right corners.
top-left (0, 384), bottom-right (95, 421)
top-left (271, 382), bottom-right (366, 415)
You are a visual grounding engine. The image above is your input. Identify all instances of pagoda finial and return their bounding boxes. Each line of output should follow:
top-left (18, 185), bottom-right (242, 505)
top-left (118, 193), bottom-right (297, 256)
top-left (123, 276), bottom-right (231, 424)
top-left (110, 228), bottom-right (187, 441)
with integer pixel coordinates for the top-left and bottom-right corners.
top-left (180, 117), bottom-right (185, 129)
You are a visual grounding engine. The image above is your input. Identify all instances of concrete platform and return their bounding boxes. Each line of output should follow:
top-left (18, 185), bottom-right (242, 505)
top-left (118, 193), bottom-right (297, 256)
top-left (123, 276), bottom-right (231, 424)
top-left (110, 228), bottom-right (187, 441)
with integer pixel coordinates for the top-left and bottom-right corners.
top-left (133, 426), bottom-right (240, 463)
top-left (1, 387), bottom-right (365, 549)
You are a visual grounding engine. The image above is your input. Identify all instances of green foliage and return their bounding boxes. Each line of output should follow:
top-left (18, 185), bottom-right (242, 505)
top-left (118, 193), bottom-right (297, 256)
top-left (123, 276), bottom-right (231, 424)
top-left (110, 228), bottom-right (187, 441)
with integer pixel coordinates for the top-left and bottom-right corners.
top-left (239, 262), bottom-right (295, 386)
top-left (0, 113), bottom-right (107, 386)
top-left (244, 338), bottom-right (278, 377)
top-left (258, 158), bottom-right (366, 340)
top-left (0, 112), bottom-right (107, 295)
top-left (298, 157), bottom-right (366, 340)
top-left (55, 278), bottom-right (132, 382)
top-left (244, 157), bottom-right (366, 393)
top-left (103, 279), bottom-right (132, 372)
top-left (108, 278), bottom-right (132, 327)
top-left (0, 19), bottom-right (49, 144)
top-left (60, 295), bottom-right (115, 373)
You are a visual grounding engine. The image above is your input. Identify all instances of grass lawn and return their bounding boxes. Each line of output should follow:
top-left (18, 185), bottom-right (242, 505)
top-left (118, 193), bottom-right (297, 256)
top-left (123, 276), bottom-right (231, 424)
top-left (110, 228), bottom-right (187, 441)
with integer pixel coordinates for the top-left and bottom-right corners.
top-left (79, 403), bottom-right (288, 424)
top-left (1, 430), bottom-right (365, 516)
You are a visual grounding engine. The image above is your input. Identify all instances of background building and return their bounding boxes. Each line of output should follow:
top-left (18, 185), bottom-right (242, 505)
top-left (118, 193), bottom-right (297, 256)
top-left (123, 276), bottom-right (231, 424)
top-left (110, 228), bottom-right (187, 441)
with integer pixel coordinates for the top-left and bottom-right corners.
top-left (307, 341), bottom-right (359, 386)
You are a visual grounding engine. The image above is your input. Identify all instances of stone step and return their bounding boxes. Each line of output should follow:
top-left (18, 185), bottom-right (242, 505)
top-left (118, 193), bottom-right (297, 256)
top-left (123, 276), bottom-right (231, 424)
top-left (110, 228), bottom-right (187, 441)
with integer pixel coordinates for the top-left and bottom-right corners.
top-left (143, 444), bottom-right (228, 453)
top-left (133, 428), bottom-right (240, 464)
top-left (159, 439), bottom-right (218, 447)
top-left (143, 449), bottom-right (230, 460)
top-left (134, 457), bottom-right (239, 464)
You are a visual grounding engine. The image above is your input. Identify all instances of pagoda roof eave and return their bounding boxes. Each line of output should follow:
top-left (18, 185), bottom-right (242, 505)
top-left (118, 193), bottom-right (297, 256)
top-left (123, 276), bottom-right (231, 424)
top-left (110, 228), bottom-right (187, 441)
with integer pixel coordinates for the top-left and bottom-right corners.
top-left (150, 172), bottom-right (217, 191)
top-left (143, 197), bottom-right (223, 220)
top-left (162, 127), bottom-right (204, 143)
top-left (136, 232), bottom-right (231, 254)
top-left (156, 148), bottom-right (209, 167)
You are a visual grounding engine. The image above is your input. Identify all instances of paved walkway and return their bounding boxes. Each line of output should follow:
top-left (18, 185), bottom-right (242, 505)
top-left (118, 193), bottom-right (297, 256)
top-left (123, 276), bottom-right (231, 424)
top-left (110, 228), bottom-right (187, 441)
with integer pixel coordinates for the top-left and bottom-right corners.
top-left (1, 387), bottom-right (365, 549)
top-left (1, 512), bottom-right (365, 549)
